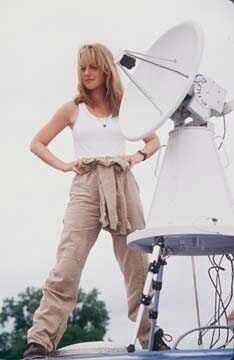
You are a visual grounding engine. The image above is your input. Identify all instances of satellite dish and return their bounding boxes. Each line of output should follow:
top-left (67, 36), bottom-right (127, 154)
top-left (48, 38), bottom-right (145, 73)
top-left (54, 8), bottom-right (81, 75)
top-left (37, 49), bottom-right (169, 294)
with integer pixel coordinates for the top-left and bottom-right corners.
top-left (118, 22), bottom-right (204, 140)
top-left (116, 21), bottom-right (234, 256)
top-left (116, 22), bottom-right (234, 353)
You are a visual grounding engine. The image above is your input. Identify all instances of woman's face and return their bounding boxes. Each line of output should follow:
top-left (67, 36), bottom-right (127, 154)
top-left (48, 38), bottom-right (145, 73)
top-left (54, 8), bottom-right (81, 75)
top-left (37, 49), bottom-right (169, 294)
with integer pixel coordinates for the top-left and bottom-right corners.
top-left (80, 55), bottom-right (105, 91)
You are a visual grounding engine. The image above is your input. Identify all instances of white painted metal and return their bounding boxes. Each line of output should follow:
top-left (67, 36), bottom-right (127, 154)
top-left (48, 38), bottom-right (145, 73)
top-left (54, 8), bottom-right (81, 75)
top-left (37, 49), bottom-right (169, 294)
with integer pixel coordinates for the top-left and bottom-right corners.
top-left (188, 74), bottom-right (227, 121)
top-left (223, 99), bottom-right (234, 115)
top-left (128, 125), bottom-right (234, 255)
top-left (57, 341), bottom-right (129, 356)
top-left (119, 22), bottom-right (204, 140)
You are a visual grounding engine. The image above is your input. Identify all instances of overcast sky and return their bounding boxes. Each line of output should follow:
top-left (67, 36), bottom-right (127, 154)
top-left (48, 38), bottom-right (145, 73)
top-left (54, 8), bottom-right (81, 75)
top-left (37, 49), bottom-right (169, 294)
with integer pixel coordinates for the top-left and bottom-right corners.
top-left (1, 0), bottom-right (234, 350)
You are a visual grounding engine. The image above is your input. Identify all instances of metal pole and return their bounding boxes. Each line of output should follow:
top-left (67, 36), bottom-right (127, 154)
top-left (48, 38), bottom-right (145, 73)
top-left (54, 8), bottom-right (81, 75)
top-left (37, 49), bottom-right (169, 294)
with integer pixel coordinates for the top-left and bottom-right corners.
top-left (191, 256), bottom-right (203, 346)
top-left (127, 244), bottom-right (161, 353)
top-left (148, 257), bottom-right (165, 350)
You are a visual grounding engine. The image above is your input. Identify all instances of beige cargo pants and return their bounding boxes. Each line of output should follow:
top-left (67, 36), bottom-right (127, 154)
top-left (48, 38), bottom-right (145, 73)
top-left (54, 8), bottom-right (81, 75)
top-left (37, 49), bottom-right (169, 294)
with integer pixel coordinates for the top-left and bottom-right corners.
top-left (27, 169), bottom-right (150, 352)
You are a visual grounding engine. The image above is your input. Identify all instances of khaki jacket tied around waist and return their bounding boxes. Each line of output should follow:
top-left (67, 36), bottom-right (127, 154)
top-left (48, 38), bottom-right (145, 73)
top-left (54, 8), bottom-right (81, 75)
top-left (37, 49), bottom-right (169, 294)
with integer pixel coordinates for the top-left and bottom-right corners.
top-left (75, 156), bottom-right (145, 236)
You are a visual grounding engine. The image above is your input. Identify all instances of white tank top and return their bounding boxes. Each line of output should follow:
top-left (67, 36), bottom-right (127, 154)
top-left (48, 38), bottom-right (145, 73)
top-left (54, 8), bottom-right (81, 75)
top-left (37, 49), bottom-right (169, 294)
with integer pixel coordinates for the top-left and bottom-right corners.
top-left (72, 103), bottom-right (126, 159)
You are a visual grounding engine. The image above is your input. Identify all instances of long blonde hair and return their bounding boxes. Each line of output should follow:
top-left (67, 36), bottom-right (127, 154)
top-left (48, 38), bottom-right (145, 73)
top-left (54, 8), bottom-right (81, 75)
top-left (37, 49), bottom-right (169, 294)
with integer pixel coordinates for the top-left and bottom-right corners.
top-left (73, 43), bottom-right (123, 117)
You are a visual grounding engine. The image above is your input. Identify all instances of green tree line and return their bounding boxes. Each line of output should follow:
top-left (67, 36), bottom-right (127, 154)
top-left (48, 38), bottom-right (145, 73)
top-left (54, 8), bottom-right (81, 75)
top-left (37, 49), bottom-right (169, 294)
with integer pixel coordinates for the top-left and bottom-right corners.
top-left (0, 287), bottom-right (109, 360)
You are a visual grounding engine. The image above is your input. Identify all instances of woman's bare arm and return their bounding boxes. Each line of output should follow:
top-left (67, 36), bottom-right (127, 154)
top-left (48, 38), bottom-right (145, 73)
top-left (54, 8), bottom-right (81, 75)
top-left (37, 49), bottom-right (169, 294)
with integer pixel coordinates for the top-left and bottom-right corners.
top-left (141, 132), bottom-right (161, 159)
top-left (122, 132), bottom-right (160, 166)
top-left (30, 101), bottom-right (79, 172)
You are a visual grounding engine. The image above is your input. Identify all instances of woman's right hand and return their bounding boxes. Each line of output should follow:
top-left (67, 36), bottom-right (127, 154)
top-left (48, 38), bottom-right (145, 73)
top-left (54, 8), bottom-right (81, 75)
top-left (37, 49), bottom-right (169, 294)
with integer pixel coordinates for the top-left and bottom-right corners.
top-left (62, 160), bottom-right (81, 174)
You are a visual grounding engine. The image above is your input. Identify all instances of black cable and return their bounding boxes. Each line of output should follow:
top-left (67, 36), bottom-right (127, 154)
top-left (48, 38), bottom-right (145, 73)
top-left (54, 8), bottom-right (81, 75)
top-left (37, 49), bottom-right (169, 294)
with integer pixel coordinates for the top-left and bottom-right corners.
top-left (208, 255), bottom-right (223, 348)
top-left (215, 255), bottom-right (234, 327)
top-left (215, 255), bottom-right (234, 322)
top-left (172, 326), bottom-right (231, 350)
top-left (209, 255), bottom-right (226, 348)
top-left (173, 254), bottom-right (234, 350)
top-left (200, 254), bottom-right (234, 349)
top-left (213, 255), bottom-right (234, 348)
top-left (214, 255), bottom-right (226, 346)
top-left (218, 113), bottom-right (226, 150)
top-left (212, 255), bottom-right (230, 347)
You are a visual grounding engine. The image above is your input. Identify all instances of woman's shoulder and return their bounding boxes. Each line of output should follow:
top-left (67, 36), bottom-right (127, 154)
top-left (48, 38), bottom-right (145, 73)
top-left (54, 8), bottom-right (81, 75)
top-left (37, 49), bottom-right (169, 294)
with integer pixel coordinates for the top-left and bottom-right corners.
top-left (62, 100), bottom-right (79, 129)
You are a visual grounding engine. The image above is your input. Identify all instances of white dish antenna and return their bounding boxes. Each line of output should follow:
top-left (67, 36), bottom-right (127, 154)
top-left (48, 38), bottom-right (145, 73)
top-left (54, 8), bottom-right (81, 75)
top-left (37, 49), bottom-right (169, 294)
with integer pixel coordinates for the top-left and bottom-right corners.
top-left (115, 23), bottom-right (234, 352)
top-left (116, 21), bottom-right (234, 256)
top-left (118, 22), bottom-right (204, 140)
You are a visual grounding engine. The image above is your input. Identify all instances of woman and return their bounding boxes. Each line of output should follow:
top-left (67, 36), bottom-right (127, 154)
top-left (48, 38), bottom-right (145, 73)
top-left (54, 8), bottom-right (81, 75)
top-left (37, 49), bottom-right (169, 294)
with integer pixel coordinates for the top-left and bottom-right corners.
top-left (23, 43), bottom-right (165, 358)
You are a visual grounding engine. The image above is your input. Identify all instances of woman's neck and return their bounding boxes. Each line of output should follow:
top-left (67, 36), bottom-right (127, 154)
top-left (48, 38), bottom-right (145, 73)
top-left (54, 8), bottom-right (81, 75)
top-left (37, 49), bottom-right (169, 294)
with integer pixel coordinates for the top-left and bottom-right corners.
top-left (87, 87), bottom-right (111, 116)
top-left (90, 87), bottom-right (107, 108)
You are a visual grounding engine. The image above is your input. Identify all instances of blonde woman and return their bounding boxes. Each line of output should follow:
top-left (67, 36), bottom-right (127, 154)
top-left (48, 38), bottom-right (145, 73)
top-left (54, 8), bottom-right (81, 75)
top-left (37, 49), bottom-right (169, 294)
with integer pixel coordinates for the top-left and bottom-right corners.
top-left (23, 44), bottom-right (168, 358)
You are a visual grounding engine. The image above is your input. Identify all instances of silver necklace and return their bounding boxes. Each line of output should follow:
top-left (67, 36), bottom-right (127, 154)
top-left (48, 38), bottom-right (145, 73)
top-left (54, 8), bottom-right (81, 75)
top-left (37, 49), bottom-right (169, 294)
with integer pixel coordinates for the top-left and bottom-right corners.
top-left (98, 117), bottom-right (108, 128)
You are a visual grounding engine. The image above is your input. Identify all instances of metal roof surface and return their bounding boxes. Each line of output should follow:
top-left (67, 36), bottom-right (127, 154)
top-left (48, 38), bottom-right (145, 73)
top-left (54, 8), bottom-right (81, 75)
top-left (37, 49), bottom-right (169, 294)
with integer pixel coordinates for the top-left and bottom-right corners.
top-left (31, 349), bottom-right (234, 360)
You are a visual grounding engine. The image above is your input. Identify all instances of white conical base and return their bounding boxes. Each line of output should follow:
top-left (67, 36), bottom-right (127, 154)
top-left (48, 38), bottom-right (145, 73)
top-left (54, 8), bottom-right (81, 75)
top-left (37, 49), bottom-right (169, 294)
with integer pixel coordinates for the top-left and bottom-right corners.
top-left (128, 125), bottom-right (234, 255)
